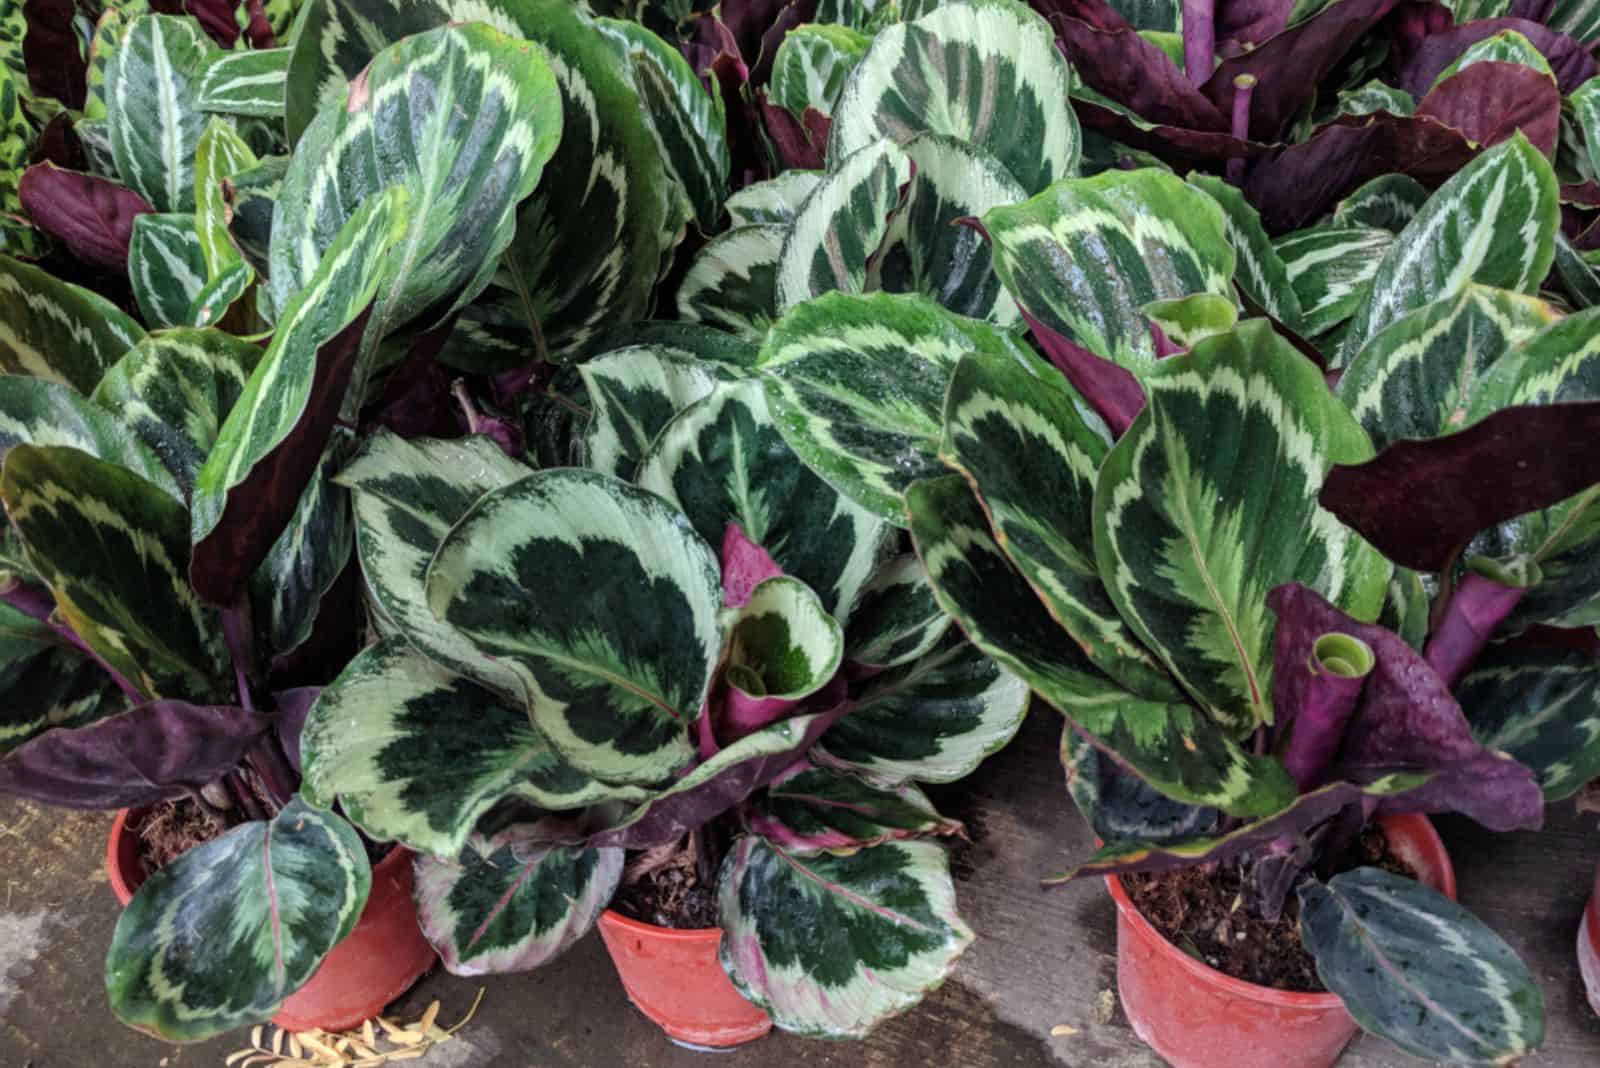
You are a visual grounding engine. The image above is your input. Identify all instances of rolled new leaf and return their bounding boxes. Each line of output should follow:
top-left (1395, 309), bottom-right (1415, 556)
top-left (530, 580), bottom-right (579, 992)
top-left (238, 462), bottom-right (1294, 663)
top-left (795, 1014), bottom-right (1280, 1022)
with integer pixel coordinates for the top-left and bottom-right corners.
top-left (718, 835), bottom-right (972, 1038)
top-left (1299, 867), bottom-right (1545, 1065)
top-left (1273, 614), bottom-right (1377, 790)
top-left (721, 575), bottom-right (844, 742)
top-left (106, 798), bottom-right (371, 1042)
top-left (1423, 559), bottom-right (1535, 686)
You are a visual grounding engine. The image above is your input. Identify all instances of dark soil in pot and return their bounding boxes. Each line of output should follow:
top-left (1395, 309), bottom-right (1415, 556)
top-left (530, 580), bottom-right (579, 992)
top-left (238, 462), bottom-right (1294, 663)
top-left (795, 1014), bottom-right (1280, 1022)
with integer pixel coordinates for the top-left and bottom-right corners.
top-left (1120, 826), bottom-right (1417, 992)
top-left (612, 846), bottom-right (718, 929)
top-left (132, 796), bottom-right (393, 878)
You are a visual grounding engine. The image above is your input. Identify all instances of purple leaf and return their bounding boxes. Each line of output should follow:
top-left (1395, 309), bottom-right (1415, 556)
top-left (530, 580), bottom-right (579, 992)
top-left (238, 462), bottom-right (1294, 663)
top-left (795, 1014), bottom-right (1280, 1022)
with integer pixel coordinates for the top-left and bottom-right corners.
top-left (1073, 97), bottom-right (1263, 169)
top-left (1397, 18), bottom-right (1596, 97)
top-left (1423, 570), bottom-right (1529, 687)
top-left (180, 0), bottom-right (243, 47)
top-left (1021, 308), bottom-right (1145, 438)
top-left (1216, 0), bottom-right (1293, 49)
top-left (720, 684), bottom-right (804, 744)
top-left (721, 523), bottom-right (784, 608)
top-left (190, 305), bottom-right (376, 606)
top-left (451, 381), bottom-right (525, 458)
top-left (1183, 0), bottom-right (1216, 87)
top-left (22, 0), bottom-right (86, 109)
top-left (1416, 61), bottom-right (1561, 158)
top-left (271, 687), bottom-right (319, 775)
top-left (18, 164), bottom-right (154, 271)
top-left (1269, 584), bottom-right (1376, 790)
top-left (0, 700), bottom-right (270, 809)
top-left (758, 95), bottom-right (828, 171)
top-left (1319, 402), bottom-right (1600, 572)
top-left (1387, 1), bottom-right (1456, 74)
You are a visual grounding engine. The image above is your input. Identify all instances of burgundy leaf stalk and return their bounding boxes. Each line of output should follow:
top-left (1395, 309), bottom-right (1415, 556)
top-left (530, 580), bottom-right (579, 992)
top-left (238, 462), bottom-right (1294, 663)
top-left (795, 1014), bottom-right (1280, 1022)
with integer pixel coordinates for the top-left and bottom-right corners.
top-left (0, 577), bottom-right (145, 703)
top-left (1183, 0), bottom-right (1216, 87)
top-left (1278, 632), bottom-right (1375, 790)
top-left (1226, 75), bottom-right (1257, 184)
top-left (1423, 566), bottom-right (1531, 687)
top-left (452, 379), bottom-right (525, 458)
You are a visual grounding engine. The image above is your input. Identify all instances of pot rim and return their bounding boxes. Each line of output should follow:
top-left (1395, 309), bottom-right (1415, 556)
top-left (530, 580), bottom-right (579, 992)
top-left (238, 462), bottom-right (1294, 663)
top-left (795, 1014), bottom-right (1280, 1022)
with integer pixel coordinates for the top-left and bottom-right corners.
top-left (1105, 812), bottom-right (1453, 1010)
top-left (600, 907), bottom-right (723, 945)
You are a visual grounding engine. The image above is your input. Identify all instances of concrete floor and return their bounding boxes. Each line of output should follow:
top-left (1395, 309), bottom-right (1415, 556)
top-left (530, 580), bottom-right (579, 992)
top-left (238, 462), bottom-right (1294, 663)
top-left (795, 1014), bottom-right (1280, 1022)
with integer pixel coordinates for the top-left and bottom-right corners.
top-left (3, 708), bottom-right (1599, 1067)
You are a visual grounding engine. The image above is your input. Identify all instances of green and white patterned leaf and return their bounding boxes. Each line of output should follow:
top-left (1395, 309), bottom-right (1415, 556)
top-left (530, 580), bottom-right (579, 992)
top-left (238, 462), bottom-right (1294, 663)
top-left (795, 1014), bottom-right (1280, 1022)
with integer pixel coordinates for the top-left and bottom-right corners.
top-left (759, 290), bottom-right (1041, 525)
top-left (106, 798), bottom-right (371, 1042)
top-left (0, 639), bottom-right (122, 756)
top-left (0, 377), bottom-right (180, 499)
top-left (746, 762), bottom-right (962, 852)
top-left (1338, 284), bottom-right (1559, 450)
top-left (842, 555), bottom-right (951, 669)
top-left (828, 0), bottom-right (1079, 193)
top-left (1188, 173), bottom-right (1304, 331)
top-left (0, 254), bottom-right (144, 392)
top-left (596, 17), bottom-right (728, 234)
top-left (1274, 225), bottom-right (1393, 340)
top-left (0, 66), bottom-right (34, 253)
top-left (303, 639), bottom-right (631, 858)
top-left (983, 169), bottom-right (1235, 369)
top-left (1059, 726), bottom-right (1220, 846)
top-left (578, 344), bottom-right (732, 480)
top-left (270, 22), bottom-right (562, 393)
top-left (82, 1), bottom-right (147, 123)
top-left (871, 134), bottom-right (1026, 324)
top-left (1, 445), bottom-right (225, 701)
top-left (726, 171), bottom-right (823, 226)
top-left (1336, 135), bottom-right (1559, 365)
top-left (727, 576), bottom-right (844, 701)
top-left (1458, 645), bottom-right (1600, 801)
top-left (285, 0), bottom-right (674, 357)
top-left (1333, 173), bottom-right (1429, 234)
top-left (195, 46), bottom-right (288, 118)
top-left (1094, 321), bottom-right (1391, 731)
top-left (1141, 293), bottom-right (1238, 349)
top-left (818, 629), bottom-right (1028, 783)
top-left (635, 378), bottom-right (892, 622)
top-left (0, 0), bottom-right (26, 87)
top-left (1299, 867), bottom-right (1545, 1065)
top-left (89, 327), bottom-right (261, 494)
top-left (770, 23), bottom-right (871, 120)
top-left (1381, 568), bottom-right (1431, 650)
top-left (1336, 80), bottom-right (1415, 118)
top-left (676, 225), bottom-right (785, 341)
top-left (1571, 78), bottom-right (1600, 183)
top-left (104, 16), bottom-right (215, 212)
top-left (190, 186), bottom-right (408, 599)
top-left (1433, 30), bottom-right (1553, 89)
top-left (425, 469), bottom-right (721, 785)
top-left (129, 214), bottom-right (208, 329)
top-left (940, 352), bottom-right (1179, 700)
top-left (193, 117), bottom-right (256, 280)
top-left (187, 261), bottom-right (256, 328)
top-left (719, 836), bottom-right (970, 1038)
top-left (223, 154), bottom-right (286, 279)
top-left (1549, 0), bottom-right (1600, 42)
top-left (414, 824), bottom-right (620, 975)
top-left (776, 139), bottom-right (911, 312)
top-left (337, 431), bottom-right (532, 698)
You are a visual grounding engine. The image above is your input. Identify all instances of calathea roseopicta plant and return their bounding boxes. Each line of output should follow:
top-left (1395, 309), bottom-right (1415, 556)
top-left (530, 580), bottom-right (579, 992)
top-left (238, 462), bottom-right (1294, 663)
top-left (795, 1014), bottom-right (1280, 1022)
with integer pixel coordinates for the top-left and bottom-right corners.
top-left (0, 19), bottom-right (575, 1041)
top-left (298, 334), bottom-right (1031, 1039)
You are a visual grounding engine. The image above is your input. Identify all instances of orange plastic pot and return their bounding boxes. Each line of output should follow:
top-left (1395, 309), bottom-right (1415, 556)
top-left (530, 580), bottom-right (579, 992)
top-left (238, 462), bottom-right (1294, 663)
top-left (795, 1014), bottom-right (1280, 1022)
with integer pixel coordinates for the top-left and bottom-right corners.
top-left (596, 909), bottom-right (772, 1048)
top-left (1107, 813), bottom-right (1455, 1068)
top-left (1581, 865), bottom-right (1600, 1016)
top-left (108, 807), bottom-right (437, 1033)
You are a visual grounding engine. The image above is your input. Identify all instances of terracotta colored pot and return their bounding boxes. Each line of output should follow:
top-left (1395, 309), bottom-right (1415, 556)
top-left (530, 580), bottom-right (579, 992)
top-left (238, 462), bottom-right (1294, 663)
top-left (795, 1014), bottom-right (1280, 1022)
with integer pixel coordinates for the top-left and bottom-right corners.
top-left (108, 807), bottom-right (437, 1033)
top-left (596, 909), bottom-right (772, 1048)
top-left (1107, 813), bottom-right (1456, 1068)
top-left (1581, 865), bottom-right (1600, 1017)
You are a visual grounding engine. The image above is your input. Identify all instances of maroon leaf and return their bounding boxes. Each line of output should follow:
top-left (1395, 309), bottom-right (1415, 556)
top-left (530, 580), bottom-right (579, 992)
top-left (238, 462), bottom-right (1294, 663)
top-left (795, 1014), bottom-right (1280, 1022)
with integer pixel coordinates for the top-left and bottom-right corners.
top-left (190, 305), bottom-right (377, 606)
top-left (181, 0), bottom-right (243, 47)
top-left (1397, 17), bottom-right (1596, 97)
top-left (17, 163), bottom-right (154, 271)
top-left (0, 700), bottom-right (271, 809)
top-left (1074, 97), bottom-right (1264, 169)
top-left (270, 687), bottom-right (319, 774)
top-left (1216, 0), bottom-right (1293, 49)
top-left (759, 95), bottom-right (828, 170)
top-left (22, 0), bottom-right (87, 109)
top-left (1386, 1), bottom-right (1456, 74)
top-left (31, 113), bottom-right (88, 170)
top-left (1415, 61), bottom-right (1561, 158)
top-left (1319, 402), bottom-right (1600, 572)
top-left (1021, 307), bottom-right (1145, 438)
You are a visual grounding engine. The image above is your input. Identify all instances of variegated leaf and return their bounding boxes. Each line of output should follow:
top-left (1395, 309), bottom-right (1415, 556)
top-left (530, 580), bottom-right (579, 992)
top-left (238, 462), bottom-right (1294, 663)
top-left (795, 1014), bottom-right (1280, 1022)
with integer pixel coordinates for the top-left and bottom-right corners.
top-left (1336, 80), bottom-right (1415, 118)
top-left (0, 377), bottom-right (179, 499)
top-left (337, 431), bottom-right (532, 698)
top-left (635, 378), bottom-right (892, 622)
top-left (770, 23), bottom-right (870, 121)
top-left (719, 836), bottom-right (971, 1038)
top-left (303, 639), bottom-right (630, 858)
top-left (1549, 0), bottom-right (1600, 42)
top-left (195, 46), bottom-right (288, 118)
top-left (193, 117), bottom-right (255, 279)
top-left (578, 344), bottom-right (733, 479)
top-left (1299, 867), bottom-right (1545, 1065)
top-left (941, 352), bottom-right (1179, 700)
top-left (583, 320), bottom-right (759, 369)
top-left (82, 1), bottom-right (146, 123)
top-left (186, 261), bottom-right (256, 327)
top-left (843, 554), bottom-right (951, 669)
top-left (1459, 645), bottom-right (1600, 802)
top-left (982, 169), bottom-right (1236, 370)
top-left (1572, 78), bottom-right (1600, 182)
top-left (817, 629), bottom-right (1028, 784)
top-left (104, 16), bottom-right (215, 213)
top-left (828, 0), bottom-right (1079, 193)
top-left (129, 213), bottom-right (208, 329)
top-left (676, 224), bottom-right (784, 340)
top-left (0, 65), bottom-right (35, 255)
top-left (0, 254), bottom-right (144, 392)
top-left (2, 445), bottom-right (225, 701)
top-left (728, 576), bottom-right (843, 704)
top-left (222, 154), bottom-right (285, 278)
top-left (1336, 134), bottom-right (1559, 365)
top-left (725, 171), bottom-right (823, 226)
top-left (425, 469), bottom-right (721, 785)
top-left (270, 22), bottom-right (562, 398)
top-left (1141, 294), bottom-right (1237, 349)
top-left (1433, 30), bottom-right (1553, 88)
top-left (776, 139), bottom-right (911, 312)
top-left (190, 186), bottom-right (408, 606)
top-left (1273, 225), bottom-right (1393, 340)
top-left (1188, 173), bottom-right (1304, 331)
top-left (1332, 173), bottom-right (1429, 234)
top-left (746, 762), bottom-right (962, 852)
top-left (89, 327), bottom-right (261, 493)
top-left (1060, 727), bottom-right (1219, 846)
top-left (0, 637), bottom-right (122, 756)
top-left (414, 824), bottom-right (621, 975)
top-left (759, 290), bottom-right (1041, 525)
top-left (106, 798), bottom-right (371, 1042)
top-left (1338, 284), bottom-right (1559, 450)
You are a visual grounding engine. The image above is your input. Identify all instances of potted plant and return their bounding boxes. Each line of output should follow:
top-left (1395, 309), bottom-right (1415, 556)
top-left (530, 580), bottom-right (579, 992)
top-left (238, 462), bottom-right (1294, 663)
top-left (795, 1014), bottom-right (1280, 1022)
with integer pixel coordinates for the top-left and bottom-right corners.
top-left (302, 340), bottom-right (1032, 1043)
